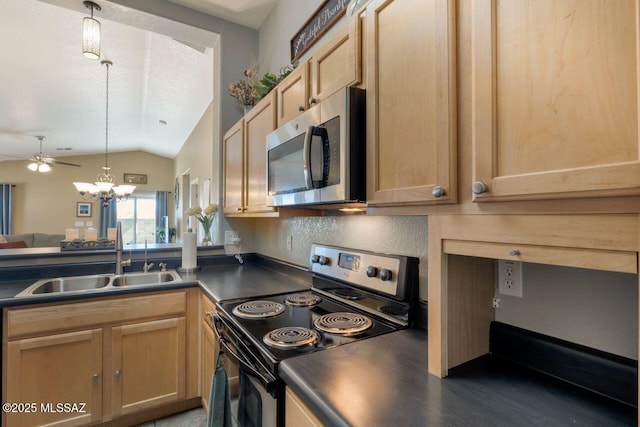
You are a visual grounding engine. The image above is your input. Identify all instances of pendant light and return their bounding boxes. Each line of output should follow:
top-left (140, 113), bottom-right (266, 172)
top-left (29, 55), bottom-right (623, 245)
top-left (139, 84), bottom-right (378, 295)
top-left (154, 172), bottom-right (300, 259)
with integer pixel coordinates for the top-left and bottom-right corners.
top-left (82, 1), bottom-right (101, 60)
top-left (74, 60), bottom-right (136, 207)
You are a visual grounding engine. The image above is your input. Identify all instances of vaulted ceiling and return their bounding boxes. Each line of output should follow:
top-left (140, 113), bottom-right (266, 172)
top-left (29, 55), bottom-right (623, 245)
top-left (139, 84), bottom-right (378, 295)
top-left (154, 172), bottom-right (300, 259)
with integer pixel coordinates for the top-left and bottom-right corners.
top-left (0, 0), bottom-right (276, 163)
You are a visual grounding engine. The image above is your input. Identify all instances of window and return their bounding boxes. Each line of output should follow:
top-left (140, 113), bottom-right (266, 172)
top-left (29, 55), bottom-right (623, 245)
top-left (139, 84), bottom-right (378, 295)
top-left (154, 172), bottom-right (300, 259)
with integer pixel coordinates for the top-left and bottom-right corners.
top-left (116, 191), bottom-right (156, 245)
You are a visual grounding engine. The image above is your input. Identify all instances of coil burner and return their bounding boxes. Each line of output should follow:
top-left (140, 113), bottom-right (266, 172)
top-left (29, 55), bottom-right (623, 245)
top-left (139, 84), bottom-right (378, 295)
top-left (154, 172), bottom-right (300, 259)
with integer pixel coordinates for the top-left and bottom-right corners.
top-left (284, 293), bottom-right (322, 307)
top-left (232, 300), bottom-right (285, 319)
top-left (313, 312), bottom-right (373, 336)
top-left (263, 327), bottom-right (319, 349)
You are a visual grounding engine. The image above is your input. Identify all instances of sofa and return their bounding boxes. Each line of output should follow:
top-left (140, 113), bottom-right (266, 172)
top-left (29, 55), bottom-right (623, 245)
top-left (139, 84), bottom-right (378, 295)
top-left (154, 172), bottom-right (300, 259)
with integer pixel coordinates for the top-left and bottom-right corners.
top-left (0, 233), bottom-right (66, 248)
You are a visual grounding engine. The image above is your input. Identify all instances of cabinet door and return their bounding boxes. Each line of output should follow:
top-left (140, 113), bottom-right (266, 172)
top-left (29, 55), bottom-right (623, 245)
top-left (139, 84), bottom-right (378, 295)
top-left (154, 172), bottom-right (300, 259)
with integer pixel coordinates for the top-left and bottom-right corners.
top-left (5, 329), bottom-right (103, 427)
top-left (244, 92), bottom-right (277, 213)
top-left (276, 62), bottom-right (309, 127)
top-left (285, 387), bottom-right (323, 427)
top-left (111, 317), bottom-right (186, 417)
top-left (223, 119), bottom-right (245, 214)
top-left (201, 295), bottom-right (218, 411)
top-left (472, 0), bottom-right (640, 202)
top-left (366, 0), bottom-right (457, 205)
top-left (309, 18), bottom-right (361, 104)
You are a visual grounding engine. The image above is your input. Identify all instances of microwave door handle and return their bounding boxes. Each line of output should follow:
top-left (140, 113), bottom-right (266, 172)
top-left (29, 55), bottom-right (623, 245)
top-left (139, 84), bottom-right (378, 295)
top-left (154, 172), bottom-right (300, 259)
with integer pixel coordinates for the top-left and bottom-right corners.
top-left (303, 125), bottom-right (315, 190)
top-left (318, 127), bottom-right (329, 185)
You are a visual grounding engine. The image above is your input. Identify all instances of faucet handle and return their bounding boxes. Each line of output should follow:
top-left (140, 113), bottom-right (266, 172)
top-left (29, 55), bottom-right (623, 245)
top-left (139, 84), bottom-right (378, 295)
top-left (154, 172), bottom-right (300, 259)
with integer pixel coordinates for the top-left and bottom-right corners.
top-left (143, 262), bottom-right (154, 273)
top-left (158, 262), bottom-right (167, 272)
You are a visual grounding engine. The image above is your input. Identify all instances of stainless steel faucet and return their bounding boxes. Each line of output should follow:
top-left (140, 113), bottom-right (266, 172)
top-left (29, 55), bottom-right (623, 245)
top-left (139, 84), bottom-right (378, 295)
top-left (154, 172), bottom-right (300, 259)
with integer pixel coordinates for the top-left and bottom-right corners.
top-left (143, 239), bottom-right (154, 273)
top-left (115, 221), bottom-right (131, 275)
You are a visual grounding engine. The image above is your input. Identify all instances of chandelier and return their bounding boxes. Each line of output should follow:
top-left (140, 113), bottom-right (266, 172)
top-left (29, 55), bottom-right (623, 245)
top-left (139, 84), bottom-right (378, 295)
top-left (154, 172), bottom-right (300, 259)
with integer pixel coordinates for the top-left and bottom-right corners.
top-left (74, 60), bottom-right (135, 207)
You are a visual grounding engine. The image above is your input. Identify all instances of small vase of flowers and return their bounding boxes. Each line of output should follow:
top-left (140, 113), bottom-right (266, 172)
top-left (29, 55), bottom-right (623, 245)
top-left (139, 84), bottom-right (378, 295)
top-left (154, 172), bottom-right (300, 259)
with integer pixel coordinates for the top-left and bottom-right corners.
top-left (185, 204), bottom-right (217, 246)
top-left (228, 66), bottom-right (260, 112)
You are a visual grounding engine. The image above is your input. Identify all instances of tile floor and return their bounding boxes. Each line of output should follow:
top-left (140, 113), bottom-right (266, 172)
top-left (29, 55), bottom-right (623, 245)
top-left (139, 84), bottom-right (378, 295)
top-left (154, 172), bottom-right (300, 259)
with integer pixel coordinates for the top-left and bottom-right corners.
top-left (135, 401), bottom-right (239, 427)
top-left (135, 408), bottom-right (207, 427)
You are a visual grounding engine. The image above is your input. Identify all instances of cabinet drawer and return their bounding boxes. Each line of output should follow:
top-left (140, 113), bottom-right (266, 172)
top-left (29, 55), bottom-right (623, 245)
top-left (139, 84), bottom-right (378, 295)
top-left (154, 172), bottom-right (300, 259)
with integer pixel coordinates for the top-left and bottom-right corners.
top-left (6, 291), bottom-right (188, 338)
top-left (443, 240), bottom-right (637, 274)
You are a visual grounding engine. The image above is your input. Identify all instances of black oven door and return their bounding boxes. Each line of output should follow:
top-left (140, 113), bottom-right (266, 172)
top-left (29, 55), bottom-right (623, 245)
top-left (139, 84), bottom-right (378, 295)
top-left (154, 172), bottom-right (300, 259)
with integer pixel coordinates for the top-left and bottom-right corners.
top-left (212, 313), bottom-right (280, 427)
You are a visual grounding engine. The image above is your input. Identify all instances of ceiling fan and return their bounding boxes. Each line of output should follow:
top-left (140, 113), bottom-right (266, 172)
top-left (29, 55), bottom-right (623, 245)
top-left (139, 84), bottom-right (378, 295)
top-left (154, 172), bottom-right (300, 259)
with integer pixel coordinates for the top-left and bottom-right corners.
top-left (26, 136), bottom-right (81, 173)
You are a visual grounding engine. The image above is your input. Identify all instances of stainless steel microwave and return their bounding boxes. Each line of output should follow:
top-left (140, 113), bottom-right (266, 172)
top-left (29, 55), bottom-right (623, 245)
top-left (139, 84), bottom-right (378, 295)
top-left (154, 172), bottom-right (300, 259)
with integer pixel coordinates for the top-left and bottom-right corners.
top-left (266, 87), bottom-right (365, 207)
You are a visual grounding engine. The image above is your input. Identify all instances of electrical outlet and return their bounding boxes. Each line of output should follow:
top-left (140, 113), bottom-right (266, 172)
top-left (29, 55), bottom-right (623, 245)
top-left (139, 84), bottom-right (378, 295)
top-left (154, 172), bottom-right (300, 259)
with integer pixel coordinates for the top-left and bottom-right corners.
top-left (224, 230), bottom-right (239, 245)
top-left (498, 260), bottom-right (523, 297)
top-left (286, 235), bottom-right (293, 251)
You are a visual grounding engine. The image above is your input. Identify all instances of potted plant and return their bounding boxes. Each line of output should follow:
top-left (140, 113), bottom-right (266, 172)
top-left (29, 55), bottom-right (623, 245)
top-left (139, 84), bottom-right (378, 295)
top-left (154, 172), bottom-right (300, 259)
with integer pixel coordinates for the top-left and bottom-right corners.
top-left (228, 66), bottom-right (260, 114)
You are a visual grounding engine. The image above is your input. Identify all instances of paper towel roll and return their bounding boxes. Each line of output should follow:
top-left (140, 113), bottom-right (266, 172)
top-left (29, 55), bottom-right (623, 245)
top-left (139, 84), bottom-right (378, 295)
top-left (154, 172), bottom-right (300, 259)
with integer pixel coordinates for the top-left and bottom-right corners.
top-left (182, 232), bottom-right (197, 269)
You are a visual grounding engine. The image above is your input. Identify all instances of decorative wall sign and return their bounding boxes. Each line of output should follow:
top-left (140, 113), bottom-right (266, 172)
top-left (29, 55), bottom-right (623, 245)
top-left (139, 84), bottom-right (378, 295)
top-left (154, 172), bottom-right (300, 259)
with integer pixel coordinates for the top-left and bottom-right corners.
top-left (124, 173), bottom-right (147, 184)
top-left (290, 0), bottom-right (349, 62)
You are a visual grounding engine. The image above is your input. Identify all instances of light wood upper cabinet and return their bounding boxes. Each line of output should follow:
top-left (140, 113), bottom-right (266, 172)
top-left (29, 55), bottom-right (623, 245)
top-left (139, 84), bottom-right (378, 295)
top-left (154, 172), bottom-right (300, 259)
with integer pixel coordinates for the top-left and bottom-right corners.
top-left (223, 93), bottom-right (277, 216)
top-left (472, 0), bottom-right (640, 202)
top-left (365, 0), bottom-right (457, 206)
top-left (309, 18), bottom-right (362, 104)
top-left (111, 317), bottom-right (186, 417)
top-left (244, 92), bottom-right (277, 214)
top-left (276, 61), bottom-right (309, 127)
top-left (5, 329), bottom-right (103, 427)
top-left (222, 119), bottom-right (244, 214)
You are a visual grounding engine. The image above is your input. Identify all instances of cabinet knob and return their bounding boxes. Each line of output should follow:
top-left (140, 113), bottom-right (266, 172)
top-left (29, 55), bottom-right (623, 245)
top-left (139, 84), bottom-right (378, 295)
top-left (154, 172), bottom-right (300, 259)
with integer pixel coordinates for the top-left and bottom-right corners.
top-left (298, 105), bottom-right (305, 112)
top-left (472, 181), bottom-right (488, 195)
top-left (92, 374), bottom-right (99, 381)
top-left (508, 249), bottom-right (521, 256)
top-left (309, 97), bottom-right (318, 105)
top-left (432, 186), bottom-right (445, 198)
top-left (114, 370), bottom-right (121, 377)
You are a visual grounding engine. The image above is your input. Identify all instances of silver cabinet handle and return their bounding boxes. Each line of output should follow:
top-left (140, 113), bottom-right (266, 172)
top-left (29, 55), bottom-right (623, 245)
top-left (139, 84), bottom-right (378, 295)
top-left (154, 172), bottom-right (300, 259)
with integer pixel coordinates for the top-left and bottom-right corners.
top-left (298, 105), bottom-right (305, 112)
top-left (309, 97), bottom-right (318, 105)
top-left (114, 370), bottom-right (121, 377)
top-left (472, 181), bottom-right (488, 195)
top-left (508, 249), bottom-right (521, 256)
top-left (92, 374), bottom-right (99, 381)
top-left (432, 186), bottom-right (445, 198)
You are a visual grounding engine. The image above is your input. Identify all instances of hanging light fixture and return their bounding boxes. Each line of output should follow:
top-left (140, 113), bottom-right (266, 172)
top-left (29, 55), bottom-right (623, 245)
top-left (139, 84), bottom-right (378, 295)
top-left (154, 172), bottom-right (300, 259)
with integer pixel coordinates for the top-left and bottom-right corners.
top-left (74, 60), bottom-right (135, 207)
top-left (82, 1), bottom-right (101, 59)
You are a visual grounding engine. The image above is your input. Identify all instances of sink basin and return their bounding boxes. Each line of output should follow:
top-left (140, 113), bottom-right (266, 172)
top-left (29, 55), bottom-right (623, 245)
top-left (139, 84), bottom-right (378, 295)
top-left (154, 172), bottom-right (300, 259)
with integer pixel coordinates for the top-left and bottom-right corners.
top-left (15, 270), bottom-right (183, 297)
top-left (111, 270), bottom-right (182, 287)
top-left (21, 274), bottom-right (112, 295)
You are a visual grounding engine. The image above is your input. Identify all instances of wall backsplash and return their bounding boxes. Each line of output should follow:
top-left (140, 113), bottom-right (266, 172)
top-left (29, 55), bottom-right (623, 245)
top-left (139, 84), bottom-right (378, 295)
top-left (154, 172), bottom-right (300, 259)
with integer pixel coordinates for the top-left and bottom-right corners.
top-left (254, 215), bottom-right (428, 300)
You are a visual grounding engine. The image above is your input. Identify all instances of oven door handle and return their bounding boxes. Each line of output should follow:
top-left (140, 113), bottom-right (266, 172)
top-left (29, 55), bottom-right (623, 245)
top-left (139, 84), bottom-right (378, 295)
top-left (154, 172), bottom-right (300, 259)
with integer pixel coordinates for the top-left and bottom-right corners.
top-left (209, 313), bottom-right (276, 386)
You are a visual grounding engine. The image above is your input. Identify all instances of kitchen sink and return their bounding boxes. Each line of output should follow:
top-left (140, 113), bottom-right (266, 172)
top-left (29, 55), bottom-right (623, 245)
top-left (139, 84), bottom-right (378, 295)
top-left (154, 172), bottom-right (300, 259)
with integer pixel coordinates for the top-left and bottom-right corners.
top-left (16, 270), bottom-right (183, 297)
top-left (111, 271), bottom-right (181, 287)
top-left (21, 274), bottom-right (113, 295)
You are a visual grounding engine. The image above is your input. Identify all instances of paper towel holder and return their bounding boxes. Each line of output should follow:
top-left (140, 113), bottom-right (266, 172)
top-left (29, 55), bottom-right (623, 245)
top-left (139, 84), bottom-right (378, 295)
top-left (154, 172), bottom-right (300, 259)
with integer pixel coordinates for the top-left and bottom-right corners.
top-left (177, 266), bottom-right (201, 274)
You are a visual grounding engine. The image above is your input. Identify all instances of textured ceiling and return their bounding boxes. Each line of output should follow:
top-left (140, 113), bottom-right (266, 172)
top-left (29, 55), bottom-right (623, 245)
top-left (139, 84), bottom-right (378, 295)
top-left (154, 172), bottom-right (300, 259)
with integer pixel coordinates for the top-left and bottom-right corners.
top-left (168, 0), bottom-right (277, 29)
top-left (0, 0), bottom-right (215, 162)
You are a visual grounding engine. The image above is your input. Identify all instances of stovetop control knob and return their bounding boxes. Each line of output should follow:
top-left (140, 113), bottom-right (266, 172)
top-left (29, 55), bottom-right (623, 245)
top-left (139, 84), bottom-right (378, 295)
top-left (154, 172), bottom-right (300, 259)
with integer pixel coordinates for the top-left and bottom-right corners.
top-left (379, 269), bottom-right (392, 281)
top-left (311, 254), bottom-right (320, 264)
top-left (318, 256), bottom-right (330, 266)
top-left (366, 266), bottom-right (378, 278)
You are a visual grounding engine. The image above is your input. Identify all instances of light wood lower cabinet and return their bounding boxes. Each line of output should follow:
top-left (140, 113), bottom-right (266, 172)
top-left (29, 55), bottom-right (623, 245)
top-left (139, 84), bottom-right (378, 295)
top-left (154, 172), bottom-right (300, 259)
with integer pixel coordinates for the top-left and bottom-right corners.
top-left (3, 289), bottom-right (197, 426)
top-left (285, 387), bottom-right (323, 427)
top-left (200, 294), bottom-right (217, 413)
top-left (5, 329), bottom-right (103, 426)
top-left (111, 317), bottom-right (186, 417)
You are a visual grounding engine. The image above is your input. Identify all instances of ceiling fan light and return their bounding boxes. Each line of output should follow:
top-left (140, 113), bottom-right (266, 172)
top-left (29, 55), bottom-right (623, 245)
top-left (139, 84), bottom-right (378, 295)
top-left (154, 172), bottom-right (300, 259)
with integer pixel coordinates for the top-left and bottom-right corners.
top-left (38, 163), bottom-right (51, 173)
top-left (82, 16), bottom-right (100, 59)
top-left (27, 162), bottom-right (38, 171)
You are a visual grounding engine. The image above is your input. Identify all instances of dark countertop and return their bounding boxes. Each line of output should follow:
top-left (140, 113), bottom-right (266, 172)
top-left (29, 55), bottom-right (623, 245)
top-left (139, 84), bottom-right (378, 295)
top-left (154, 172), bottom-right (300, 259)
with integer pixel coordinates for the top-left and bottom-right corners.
top-left (0, 255), bottom-right (312, 307)
top-left (280, 329), bottom-right (636, 427)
